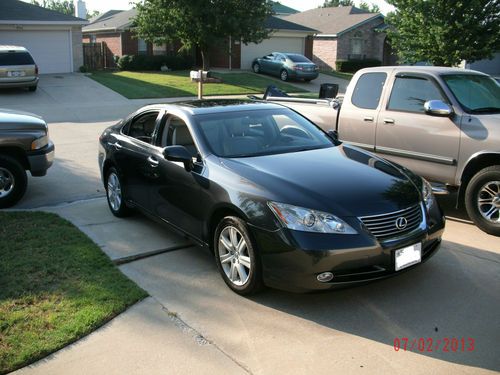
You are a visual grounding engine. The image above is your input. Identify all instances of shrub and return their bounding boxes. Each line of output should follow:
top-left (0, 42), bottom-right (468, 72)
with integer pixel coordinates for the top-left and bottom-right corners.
top-left (335, 59), bottom-right (381, 73)
top-left (116, 54), bottom-right (194, 71)
top-left (79, 65), bottom-right (89, 73)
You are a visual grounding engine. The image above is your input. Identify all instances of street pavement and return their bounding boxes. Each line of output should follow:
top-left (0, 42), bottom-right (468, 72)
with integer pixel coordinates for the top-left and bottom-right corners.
top-left (5, 74), bottom-right (500, 375)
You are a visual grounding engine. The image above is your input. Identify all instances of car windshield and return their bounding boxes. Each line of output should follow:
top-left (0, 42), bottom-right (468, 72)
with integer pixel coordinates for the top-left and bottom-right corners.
top-left (195, 108), bottom-right (334, 158)
top-left (0, 52), bottom-right (35, 65)
top-left (286, 54), bottom-right (312, 63)
top-left (442, 74), bottom-right (500, 114)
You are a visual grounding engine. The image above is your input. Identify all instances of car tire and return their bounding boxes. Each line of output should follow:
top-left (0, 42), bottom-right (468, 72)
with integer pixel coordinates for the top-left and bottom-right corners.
top-left (28, 85), bottom-right (37, 92)
top-left (214, 216), bottom-right (265, 295)
top-left (105, 167), bottom-right (131, 217)
top-left (465, 165), bottom-right (500, 236)
top-left (252, 63), bottom-right (260, 74)
top-left (280, 70), bottom-right (288, 81)
top-left (304, 79), bottom-right (311, 82)
top-left (0, 155), bottom-right (27, 209)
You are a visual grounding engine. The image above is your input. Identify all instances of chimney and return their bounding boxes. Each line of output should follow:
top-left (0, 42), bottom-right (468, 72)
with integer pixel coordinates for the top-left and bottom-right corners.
top-left (74, 0), bottom-right (87, 19)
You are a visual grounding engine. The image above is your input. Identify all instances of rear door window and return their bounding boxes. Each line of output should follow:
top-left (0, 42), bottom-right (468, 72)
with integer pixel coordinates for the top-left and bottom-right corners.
top-left (0, 52), bottom-right (35, 65)
top-left (351, 73), bottom-right (387, 109)
top-left (125, 111), bottom-right (160, 144)
top-left (387, 75), bottom-right (446, 113)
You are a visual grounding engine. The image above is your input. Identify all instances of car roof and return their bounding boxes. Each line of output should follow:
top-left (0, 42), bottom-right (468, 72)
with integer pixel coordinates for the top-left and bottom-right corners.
top-left (0, 45), bottom-right (29, 53)
top-left (141, 99), bottom-right (286, 116)
top-left (360, 65), bottom-right (490, 77)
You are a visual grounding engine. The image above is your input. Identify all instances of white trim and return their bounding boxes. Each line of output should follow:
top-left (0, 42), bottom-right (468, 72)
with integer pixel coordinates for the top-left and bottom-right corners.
top-left (0, 20), bottom-right (87, 25)
top-left (69, 27), bottom-right (74, 72)
top-left (83, 27), bottom-right (117, 33)
top-left (315, 34), bottom-right (338, 38)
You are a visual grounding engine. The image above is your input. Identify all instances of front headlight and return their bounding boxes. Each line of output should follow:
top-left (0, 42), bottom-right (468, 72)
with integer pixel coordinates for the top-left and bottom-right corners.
top-left (31, 135), bottom-right (48, 150)
top-left (422, 179), bottom-right (434, 210)
top-left (268, 201), bottom-right (357, 234)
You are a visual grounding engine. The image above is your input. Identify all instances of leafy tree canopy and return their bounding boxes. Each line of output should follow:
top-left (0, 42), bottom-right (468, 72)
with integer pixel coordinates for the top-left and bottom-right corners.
top-left (386, 0), bottom-right (500, 66)
top-left (358, 1), bottom-right (381, 12)
top-left (134, 0), bottom-right (273, 70)
top-left (322, 0), bottom-right (354, 6)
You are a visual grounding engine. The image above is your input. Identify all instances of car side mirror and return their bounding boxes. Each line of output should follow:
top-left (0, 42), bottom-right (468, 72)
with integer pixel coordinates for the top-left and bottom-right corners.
top-left (327, 130), bottom-right (341, 145)
top-left (163, 145), bottom-right (193, 172)
top-left (424, 100), bottom-right (453, 117)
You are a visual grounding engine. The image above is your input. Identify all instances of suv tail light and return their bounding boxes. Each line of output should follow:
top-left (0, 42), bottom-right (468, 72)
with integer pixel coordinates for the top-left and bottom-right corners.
top-left (35, 65), bottom-right (39, 75)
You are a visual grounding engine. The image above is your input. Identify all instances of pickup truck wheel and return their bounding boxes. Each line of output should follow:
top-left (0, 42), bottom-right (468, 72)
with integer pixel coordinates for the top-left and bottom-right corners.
top-left (214, 216), bottom-right (265, 295)
top-left (465, 166), bottom-right (500, 236)
top-left (252, 63), bottom-right (260, 74)
top-left (280, 70), bottom-right (289, 81)
top-left (105, 167), bottom-right (131, 217)
top-left (0, 155), bottom-right (27, 208)
top-left (28, 85), bottom-right (37, 92)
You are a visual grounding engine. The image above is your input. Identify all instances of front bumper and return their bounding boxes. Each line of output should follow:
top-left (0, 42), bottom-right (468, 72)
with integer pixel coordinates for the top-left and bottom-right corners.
top-left (251, 204), bottom-right (445, 292)
top-left (27, 141), bottom-right (55, 176)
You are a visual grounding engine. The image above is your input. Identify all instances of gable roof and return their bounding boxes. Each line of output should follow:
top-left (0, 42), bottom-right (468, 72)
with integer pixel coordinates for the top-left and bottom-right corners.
top-left (84, 9), bottom-right (314, 34)
top-left (284, 6), bottom-right (383, 37)
top-left (83, 8), bottom-right (137, 32)
top-left (89, 9), bottom-right (124, 24)
top-left (271, 1), bottom-right (299, 15)
top-left (0, 0), bottom-right (87, 24)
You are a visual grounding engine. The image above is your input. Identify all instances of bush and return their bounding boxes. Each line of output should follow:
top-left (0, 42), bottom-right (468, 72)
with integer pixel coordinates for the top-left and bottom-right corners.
top-left (116, 54), bottom-right (194, 71)
top-left (79, 65), bottom-right (89, 73)
top-left (335, 59), bottom-right (381, 73)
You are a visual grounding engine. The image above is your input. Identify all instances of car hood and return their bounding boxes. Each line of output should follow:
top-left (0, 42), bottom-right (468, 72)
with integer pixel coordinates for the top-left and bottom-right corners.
top-left (220, 145), bottom-right (422, 218)
top-left (0, 108), bottom-right (46, 131)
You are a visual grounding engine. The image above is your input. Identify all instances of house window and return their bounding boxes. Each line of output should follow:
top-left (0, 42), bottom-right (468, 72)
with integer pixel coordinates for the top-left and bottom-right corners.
top-left (138, 38), bottom-right (148, 55)
top-left (90, 35), bottom-right (96, 43)
top-left (350, 31), bottom-right (363, 59)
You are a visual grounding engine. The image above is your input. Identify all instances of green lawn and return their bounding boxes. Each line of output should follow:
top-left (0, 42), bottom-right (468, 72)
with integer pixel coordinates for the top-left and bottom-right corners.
top-left (89, 70), bottom-right (307, 99)
top-left (0, 212), bottom-right (147, 374)
top-left (320, 70), bottom-right (354, 81)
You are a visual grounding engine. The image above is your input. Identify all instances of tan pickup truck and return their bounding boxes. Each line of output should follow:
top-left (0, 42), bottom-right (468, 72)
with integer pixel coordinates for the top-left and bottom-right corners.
top-left (264, 66), bottom-right (500, 236)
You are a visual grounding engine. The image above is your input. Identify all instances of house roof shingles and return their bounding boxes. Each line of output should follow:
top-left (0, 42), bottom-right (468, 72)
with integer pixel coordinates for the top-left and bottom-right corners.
top-left (265, 16), bottom-right (316, 32)
top-left (271, 1), bottom-right (299, 15)
top-left (284, 6), bottom-right (383, 36)
top-left (0, 0), bottom-right (87, 23)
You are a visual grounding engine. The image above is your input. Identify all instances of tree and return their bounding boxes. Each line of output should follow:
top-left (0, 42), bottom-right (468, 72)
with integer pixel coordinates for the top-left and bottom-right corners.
top-left (358, 2), bottom-right (381, 12)
top-left (134, 0), bottom-right (273, 70)
top-left (322, 0), bottom-right (354, 6)
top-left (87, 10), bottom-right (100, 20)
top-left (31, 0), bottom-right (74, 15)
top-left (386, 0), bottom-right (500, 66)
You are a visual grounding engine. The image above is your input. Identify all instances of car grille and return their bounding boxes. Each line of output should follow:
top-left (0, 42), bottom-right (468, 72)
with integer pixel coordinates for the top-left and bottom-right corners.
top-left (359, 204), bottom-right (423, 240)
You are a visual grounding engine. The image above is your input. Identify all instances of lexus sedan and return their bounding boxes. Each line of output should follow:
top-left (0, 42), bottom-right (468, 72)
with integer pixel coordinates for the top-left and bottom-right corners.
top-left (252, 53), bottom-right (319, 82)
top-left (98, 100), bottom-right (445, 295)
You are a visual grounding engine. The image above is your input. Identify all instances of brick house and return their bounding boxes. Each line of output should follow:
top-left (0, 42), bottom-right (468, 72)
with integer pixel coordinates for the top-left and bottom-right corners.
top-left (284, 6), bottom-right (395, 70)
top-left (82, 5), bottom-right (315, 69)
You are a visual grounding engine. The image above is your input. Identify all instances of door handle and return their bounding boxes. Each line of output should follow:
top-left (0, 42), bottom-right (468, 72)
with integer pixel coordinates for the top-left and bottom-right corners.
top-left (383, 118), bottom-right (395, 124)
top-left (109, 141), bottom-right (123, 150)
top-left (147, 156), bottom-right (159, 167)
top-left (363, 116), bottom-right (374, 122)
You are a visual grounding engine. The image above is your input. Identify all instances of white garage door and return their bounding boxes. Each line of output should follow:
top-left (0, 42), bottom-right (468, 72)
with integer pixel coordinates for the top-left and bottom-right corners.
top-left (241, 36), bottom-right (304, 69)
top-left (0, 30), bottom-right (72, 74)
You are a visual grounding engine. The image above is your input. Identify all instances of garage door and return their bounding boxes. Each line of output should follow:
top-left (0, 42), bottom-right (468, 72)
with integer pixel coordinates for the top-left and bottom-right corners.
top-left (241, 36), bottom-right (304, 70)
top-left (0, 30), bottom-right (72, 74)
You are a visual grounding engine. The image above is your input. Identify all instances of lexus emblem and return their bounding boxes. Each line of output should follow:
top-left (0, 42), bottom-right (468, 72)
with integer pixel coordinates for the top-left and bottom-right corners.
top-left (395, 217), bottom-right (408, 230)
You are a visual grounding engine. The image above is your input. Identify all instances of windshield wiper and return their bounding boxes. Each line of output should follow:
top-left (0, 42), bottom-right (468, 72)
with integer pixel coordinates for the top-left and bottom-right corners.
top-left (469, 107), bottom-right (500, 113)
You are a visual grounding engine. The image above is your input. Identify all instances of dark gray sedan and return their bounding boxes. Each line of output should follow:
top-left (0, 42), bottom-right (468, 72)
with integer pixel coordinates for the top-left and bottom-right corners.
top-left (252, 52), bottom-right (319, 82)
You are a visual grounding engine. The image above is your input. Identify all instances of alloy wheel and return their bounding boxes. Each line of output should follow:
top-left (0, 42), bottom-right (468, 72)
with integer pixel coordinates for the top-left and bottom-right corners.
top-left (218, 226), bottom-right (252, 286)
top-left (0, 167), bottom-right (14, 198)
top-left (477, 180), bottom-right (500, 223)
top-left (107, 172), bottom-right (122, 212)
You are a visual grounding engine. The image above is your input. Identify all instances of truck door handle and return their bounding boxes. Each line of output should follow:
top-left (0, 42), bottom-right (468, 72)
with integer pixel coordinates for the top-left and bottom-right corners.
top-left (383, 118), bottom-right (395, 124)
top-left (363, 116), bottom-right (374, 122)
top-left (147, 156), bottom-right (159, 167)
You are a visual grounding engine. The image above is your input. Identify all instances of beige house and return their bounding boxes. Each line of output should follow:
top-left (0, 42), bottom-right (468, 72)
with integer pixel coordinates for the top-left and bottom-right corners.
top-left (285, 6), bottom-right (394, 70)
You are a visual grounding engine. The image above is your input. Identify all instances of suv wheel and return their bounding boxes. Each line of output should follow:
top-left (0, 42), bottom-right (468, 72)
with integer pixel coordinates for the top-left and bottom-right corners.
top-left (105, 167), bottom-right (131, 217)
top-left (0, 155), bottom-right (27, 208)
top-left (28, 85), bottom-right (37, 92)
top-left (465, 166), bottom-right (500, 236)
top-left (280, 69), bottom-right (288, 81)
top-left (214, 216), bottom-right (264, 295)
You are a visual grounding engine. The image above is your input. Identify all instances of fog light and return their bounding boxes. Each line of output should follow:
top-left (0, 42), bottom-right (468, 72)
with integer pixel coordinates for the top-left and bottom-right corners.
top-left (317, 272), bottom-right (334, 282)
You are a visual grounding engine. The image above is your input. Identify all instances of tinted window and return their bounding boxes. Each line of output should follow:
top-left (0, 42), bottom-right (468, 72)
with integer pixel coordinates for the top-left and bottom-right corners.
top-left (442, 74), bottom-right (500, 113)
top-left (126, 112), bottom-right (159, 143)
top-left (351, 73), bottom-right (386, 109)
top-left (195, 109), bottom-right (333, 158)
top-left (287, 54), bottom-right (311, 63)
top-left (388, 76), bottom-right (446, 113)
top-left (0, 52), bottom-right (35, 65)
